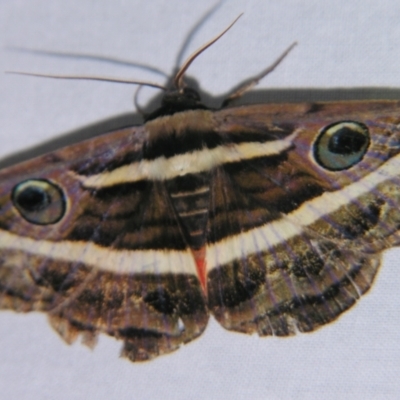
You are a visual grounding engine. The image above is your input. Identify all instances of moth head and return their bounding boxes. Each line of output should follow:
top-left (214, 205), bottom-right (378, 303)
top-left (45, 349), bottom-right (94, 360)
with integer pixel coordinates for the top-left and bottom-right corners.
top-left (12, 179), bottom-right (66, 225)
top-left (145, 87), bottom-right (206, 121)
top-left (313, 121), bottom-right (370, 170)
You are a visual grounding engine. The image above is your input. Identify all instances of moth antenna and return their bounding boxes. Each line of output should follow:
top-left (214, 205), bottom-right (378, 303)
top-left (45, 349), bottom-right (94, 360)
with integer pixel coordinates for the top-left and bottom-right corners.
top-left (174, 0), bottom-right (225, 68)
top-left (174, 13), bottom-right (243, 90)
top-left (6, 71), bottom-right (167, 91)
top-left (222, 42), bottom-right (298, 106)
top-left (6, 46), bottom-right (169, 78)
top-left (134, 85), bottom-right (146, 116)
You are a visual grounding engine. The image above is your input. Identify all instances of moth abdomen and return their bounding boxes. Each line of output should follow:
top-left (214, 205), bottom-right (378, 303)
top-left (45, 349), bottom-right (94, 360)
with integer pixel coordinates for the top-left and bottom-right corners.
top-left (166, 172), bottom-right (211, 249)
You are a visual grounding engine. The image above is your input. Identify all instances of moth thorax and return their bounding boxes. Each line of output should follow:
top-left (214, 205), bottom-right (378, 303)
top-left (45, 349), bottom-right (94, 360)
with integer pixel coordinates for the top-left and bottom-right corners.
top-left (166, 171), bottom-right (210, 249)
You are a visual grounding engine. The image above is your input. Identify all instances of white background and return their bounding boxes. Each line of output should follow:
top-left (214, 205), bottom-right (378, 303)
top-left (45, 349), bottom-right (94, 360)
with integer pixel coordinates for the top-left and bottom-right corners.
top-left (1, 1), bottom-right (400, 399)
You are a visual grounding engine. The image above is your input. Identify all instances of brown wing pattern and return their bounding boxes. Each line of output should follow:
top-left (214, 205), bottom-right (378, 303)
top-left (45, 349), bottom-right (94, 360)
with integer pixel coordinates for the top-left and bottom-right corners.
top-left (206, 101), bottom-right (400, 336)
top-left (1, 101), bottom-right (400, 361)
top-left (0, 126), bottom-right (208, 361)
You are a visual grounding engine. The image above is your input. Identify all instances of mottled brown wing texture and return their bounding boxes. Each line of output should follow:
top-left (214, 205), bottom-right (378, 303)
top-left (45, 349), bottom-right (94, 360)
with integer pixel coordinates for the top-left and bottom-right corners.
top-left (206, 101), bottom-right (400, 336)
top-left (0, 125), bottom-right (208, 362)
top-left (1, 100), bottom-right (400, 362)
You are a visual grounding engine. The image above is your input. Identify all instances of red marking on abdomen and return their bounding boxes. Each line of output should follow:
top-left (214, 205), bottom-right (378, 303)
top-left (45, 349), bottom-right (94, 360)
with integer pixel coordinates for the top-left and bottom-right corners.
top-left (192, 247), bottom-right (207, 293)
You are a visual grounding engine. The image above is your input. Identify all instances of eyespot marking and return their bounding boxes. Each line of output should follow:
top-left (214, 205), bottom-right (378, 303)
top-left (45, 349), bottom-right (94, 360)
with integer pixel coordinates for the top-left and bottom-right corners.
top-left (12, 179), bottom-right (66, 225)
top-left (314, 121), bottom-right (370, 170)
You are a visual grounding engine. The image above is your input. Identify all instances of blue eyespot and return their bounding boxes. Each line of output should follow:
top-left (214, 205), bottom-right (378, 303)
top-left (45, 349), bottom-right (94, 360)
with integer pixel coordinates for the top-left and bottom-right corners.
top-left (12, 179), bottom-right (66, 225)
top-left (314, 121), bottom-right (370, 170)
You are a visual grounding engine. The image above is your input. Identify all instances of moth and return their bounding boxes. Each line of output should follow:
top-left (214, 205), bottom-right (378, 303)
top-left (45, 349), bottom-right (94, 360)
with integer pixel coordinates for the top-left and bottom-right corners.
top-left (1, 15), bottom-right (400, 363)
